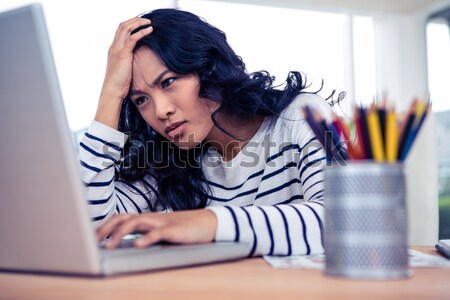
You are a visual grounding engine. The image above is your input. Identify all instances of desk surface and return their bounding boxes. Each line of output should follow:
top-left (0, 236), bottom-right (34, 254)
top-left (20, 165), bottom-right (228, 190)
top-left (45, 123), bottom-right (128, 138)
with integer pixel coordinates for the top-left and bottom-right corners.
top-left (0, 247), bottom-right (449, 300)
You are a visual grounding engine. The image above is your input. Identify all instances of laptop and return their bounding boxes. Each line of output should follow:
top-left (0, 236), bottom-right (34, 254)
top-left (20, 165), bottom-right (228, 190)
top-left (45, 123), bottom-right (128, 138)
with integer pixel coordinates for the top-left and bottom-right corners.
top-left (0, 3), bottom-right (250, 276)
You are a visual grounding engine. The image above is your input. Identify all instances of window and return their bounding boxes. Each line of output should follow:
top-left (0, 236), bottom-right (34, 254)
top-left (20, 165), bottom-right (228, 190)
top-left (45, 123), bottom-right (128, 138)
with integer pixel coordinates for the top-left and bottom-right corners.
top-left (427, 20), bottom-right (450, 239)
top-left (180, 0), bottom-right (349, 102)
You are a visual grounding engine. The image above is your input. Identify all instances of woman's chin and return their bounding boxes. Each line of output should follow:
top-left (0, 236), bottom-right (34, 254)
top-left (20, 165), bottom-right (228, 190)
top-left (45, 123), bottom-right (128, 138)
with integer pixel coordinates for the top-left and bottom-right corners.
top-left (172, 140), bottom-right (203, 150)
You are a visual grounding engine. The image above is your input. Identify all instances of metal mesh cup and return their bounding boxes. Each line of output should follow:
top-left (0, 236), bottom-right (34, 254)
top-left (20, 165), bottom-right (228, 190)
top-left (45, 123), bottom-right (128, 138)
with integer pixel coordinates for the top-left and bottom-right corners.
top-left (324, 162), bottom-right (411, 279)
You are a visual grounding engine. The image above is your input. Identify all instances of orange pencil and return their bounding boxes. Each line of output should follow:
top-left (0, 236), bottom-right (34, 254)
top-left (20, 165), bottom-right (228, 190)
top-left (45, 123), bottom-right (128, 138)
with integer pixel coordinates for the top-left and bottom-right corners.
top-left (336, 117), bottom-right (362, 159)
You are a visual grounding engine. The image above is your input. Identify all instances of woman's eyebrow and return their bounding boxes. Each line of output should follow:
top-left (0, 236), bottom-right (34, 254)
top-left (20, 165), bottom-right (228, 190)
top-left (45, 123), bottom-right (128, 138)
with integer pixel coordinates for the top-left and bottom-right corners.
top-left (151, 69), bottom-right (171, 87)
top-left (128, 89), bottom-right (143, 96)
top-left (129, 69), bottom-right (171, 96)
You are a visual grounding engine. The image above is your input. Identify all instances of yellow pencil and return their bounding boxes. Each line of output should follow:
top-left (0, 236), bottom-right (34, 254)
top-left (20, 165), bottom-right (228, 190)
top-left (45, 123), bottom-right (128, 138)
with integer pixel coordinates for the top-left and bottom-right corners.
top-left (414, 100), bottom-right (427, 127)
top-left (385, 107), bottom-right (398, 162)
top-left (367, 107), bottom-right (385, 162)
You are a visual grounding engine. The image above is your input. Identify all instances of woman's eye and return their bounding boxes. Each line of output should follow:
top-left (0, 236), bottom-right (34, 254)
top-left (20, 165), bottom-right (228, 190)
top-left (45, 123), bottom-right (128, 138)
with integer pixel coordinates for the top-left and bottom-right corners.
top-left (133, 97), bottom-right (147, 106)
top-left (161, 78), bottom-right (175, 89)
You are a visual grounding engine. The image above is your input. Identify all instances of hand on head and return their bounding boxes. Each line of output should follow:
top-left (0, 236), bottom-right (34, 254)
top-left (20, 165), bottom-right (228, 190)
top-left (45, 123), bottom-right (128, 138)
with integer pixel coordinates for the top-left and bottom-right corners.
top-left (95, 17), bottom-right (153, 129)
top-left (103, 17), bottom-right (153, 100)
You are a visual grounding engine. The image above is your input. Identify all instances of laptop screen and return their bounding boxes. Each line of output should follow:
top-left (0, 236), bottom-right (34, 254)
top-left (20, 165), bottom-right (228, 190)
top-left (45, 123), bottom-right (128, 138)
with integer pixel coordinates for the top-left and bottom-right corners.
top-left (0, 4), bottom-right (101, 274)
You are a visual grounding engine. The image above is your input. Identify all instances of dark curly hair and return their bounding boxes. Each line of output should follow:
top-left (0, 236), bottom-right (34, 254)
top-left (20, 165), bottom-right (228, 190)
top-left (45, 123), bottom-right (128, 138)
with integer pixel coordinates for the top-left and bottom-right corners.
top-left (118, 8), bottom-right (309, 211)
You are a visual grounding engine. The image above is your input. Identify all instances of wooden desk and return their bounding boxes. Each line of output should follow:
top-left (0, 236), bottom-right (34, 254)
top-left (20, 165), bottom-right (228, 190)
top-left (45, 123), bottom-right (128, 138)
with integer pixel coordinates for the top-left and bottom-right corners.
top-left (0, 247), bottom-right (449, 300)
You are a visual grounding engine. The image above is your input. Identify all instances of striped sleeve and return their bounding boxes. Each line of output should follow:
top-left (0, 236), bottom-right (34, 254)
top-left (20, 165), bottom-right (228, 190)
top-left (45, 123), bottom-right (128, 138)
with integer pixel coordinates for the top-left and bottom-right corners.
top-left (207, 201), bottom-right (324, 256)
top-left (79, 120), bottom-right (157, 226)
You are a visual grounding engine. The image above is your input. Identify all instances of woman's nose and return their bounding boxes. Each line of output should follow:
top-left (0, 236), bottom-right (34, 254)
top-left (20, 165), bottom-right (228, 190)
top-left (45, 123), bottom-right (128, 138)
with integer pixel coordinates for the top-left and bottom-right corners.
top-left (154, 96), bottom-right (175, 120)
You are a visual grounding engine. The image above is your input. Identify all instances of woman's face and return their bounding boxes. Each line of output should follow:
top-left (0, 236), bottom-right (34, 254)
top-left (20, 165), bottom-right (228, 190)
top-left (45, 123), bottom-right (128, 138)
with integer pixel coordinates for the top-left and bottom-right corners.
top-left (130, 48), bottom-right (219, 149)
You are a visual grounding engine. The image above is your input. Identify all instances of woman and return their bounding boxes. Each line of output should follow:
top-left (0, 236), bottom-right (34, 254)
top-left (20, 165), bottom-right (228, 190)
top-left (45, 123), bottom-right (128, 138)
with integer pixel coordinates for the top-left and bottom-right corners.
top-left (80, 8), bottom-right (332, 256)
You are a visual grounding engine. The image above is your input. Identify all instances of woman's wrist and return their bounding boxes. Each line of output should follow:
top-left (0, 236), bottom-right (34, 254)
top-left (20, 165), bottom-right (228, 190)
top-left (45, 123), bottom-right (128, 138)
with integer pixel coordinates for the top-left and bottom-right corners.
top-left (202, 209), bottom-right (218, 242)
top-left (94, 93), bottom-right (124, 130)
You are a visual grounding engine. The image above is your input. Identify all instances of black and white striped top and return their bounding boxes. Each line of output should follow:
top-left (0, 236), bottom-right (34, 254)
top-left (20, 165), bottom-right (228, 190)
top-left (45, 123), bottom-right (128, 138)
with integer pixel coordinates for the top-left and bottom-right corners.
top-left (79, 93), bottom-right (331, 257)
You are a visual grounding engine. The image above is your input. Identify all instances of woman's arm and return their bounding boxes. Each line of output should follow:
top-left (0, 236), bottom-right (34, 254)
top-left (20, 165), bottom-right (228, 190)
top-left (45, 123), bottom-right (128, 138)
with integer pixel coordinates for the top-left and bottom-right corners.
top-left (97, 209), bottom-right (217, 249)
top-left (79, 121), bottom-right (159, 225)
top-left (80, 18), bottom-right (155, 225)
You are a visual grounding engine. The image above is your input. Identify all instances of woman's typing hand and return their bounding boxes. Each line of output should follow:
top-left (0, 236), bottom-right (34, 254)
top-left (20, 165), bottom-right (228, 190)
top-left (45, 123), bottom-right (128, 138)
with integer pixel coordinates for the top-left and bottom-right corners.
top-left (97, 209), bottom-right (217, 249)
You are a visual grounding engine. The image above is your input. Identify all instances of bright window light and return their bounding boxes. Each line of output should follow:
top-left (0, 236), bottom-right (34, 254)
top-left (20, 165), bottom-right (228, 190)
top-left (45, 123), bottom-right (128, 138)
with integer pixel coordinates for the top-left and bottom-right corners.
top-left (427, 22), bottom-right (450, 112)
top-left (353, 15), bottom-right (376, 106)
top-left (180, 0), bottom-right (348, 103)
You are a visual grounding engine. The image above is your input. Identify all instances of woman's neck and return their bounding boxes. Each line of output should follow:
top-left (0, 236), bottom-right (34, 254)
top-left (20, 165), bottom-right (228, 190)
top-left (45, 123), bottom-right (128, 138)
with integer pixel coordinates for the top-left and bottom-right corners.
top-left (205, 115), bottom-right (265, 161)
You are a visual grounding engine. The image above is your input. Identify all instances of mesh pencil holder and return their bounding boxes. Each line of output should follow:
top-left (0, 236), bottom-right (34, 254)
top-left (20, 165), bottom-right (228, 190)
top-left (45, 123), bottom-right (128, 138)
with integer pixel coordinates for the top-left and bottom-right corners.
top-left (324, 162), bottom-right (411, 279)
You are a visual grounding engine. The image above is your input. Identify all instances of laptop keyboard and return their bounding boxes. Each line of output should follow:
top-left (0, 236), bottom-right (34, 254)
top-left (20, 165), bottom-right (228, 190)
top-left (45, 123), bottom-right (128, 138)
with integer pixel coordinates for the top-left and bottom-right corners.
top-left (99, 233), bottom-right (144, 249)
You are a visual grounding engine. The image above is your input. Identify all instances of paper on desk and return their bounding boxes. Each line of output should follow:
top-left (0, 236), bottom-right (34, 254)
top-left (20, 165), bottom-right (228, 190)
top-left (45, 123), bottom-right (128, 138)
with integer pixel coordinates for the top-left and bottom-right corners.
top-left (408, 249), bottom-right (450, 268)
top-left (264, 253), bottom-right (325, 269)
top-left (264, 250), bottom-right (450, 269)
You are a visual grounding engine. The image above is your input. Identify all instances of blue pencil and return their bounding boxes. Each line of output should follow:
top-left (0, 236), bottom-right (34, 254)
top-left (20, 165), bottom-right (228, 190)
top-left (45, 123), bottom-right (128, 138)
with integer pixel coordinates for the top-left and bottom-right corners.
top-left (302, 106), bottom-right (334, 160)
top-left (318, 117), bottom-right (348, 163)
top-left (397, 101), bottom-right (417, 160)
top-left (320, 114), bottom-right (349, 160)
top-left (400, 103), bottom-right (429, 159)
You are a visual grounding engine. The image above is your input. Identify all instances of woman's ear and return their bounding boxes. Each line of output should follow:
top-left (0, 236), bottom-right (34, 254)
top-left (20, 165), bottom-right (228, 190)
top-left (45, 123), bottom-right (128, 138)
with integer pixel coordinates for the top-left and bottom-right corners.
top-left (207, 100), bottom-right (221, 114)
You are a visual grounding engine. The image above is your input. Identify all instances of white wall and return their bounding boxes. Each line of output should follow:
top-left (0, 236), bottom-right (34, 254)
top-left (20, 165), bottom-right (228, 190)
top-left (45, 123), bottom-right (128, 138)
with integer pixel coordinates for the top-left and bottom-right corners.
top-left (373, 11), bottom-right (439, 245)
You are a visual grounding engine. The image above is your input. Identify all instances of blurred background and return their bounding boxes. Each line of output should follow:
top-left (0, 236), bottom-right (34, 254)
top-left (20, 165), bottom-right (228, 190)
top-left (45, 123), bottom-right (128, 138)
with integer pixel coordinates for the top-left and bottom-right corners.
top-left (0, 0), bottom-right (449, 241)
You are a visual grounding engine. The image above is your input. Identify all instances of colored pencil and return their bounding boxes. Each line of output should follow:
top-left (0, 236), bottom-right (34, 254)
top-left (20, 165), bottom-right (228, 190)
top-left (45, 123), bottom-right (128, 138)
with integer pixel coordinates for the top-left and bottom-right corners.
top-left (359, 107), bottom-right (373, 159)
top-left (314, 111), bottom-right (348, 162)
top-left (354, 107), bottom-right (367, 159)
top-left (385, 106), bottom-right (398, 162)
top-left (336, 117), bottom-right (361, 159)
top-left (302, 106), bottom-right (334, 160)
top-left (367, 106), bottom-right (385, 161)
top-left (400, 101), bottom-right (430, 159)
top-left (377, 97), bottom-right (387, 144)
top-left (397, 101), bottom-right (417, 160)
top-left (301, 96), bottom-right (429, 163)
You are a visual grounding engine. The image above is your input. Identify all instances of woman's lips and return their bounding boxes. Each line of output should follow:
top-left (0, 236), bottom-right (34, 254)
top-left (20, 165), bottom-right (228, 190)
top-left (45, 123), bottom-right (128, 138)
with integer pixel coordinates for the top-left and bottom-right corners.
top-left (166, 122), bottom-right (187, 139)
